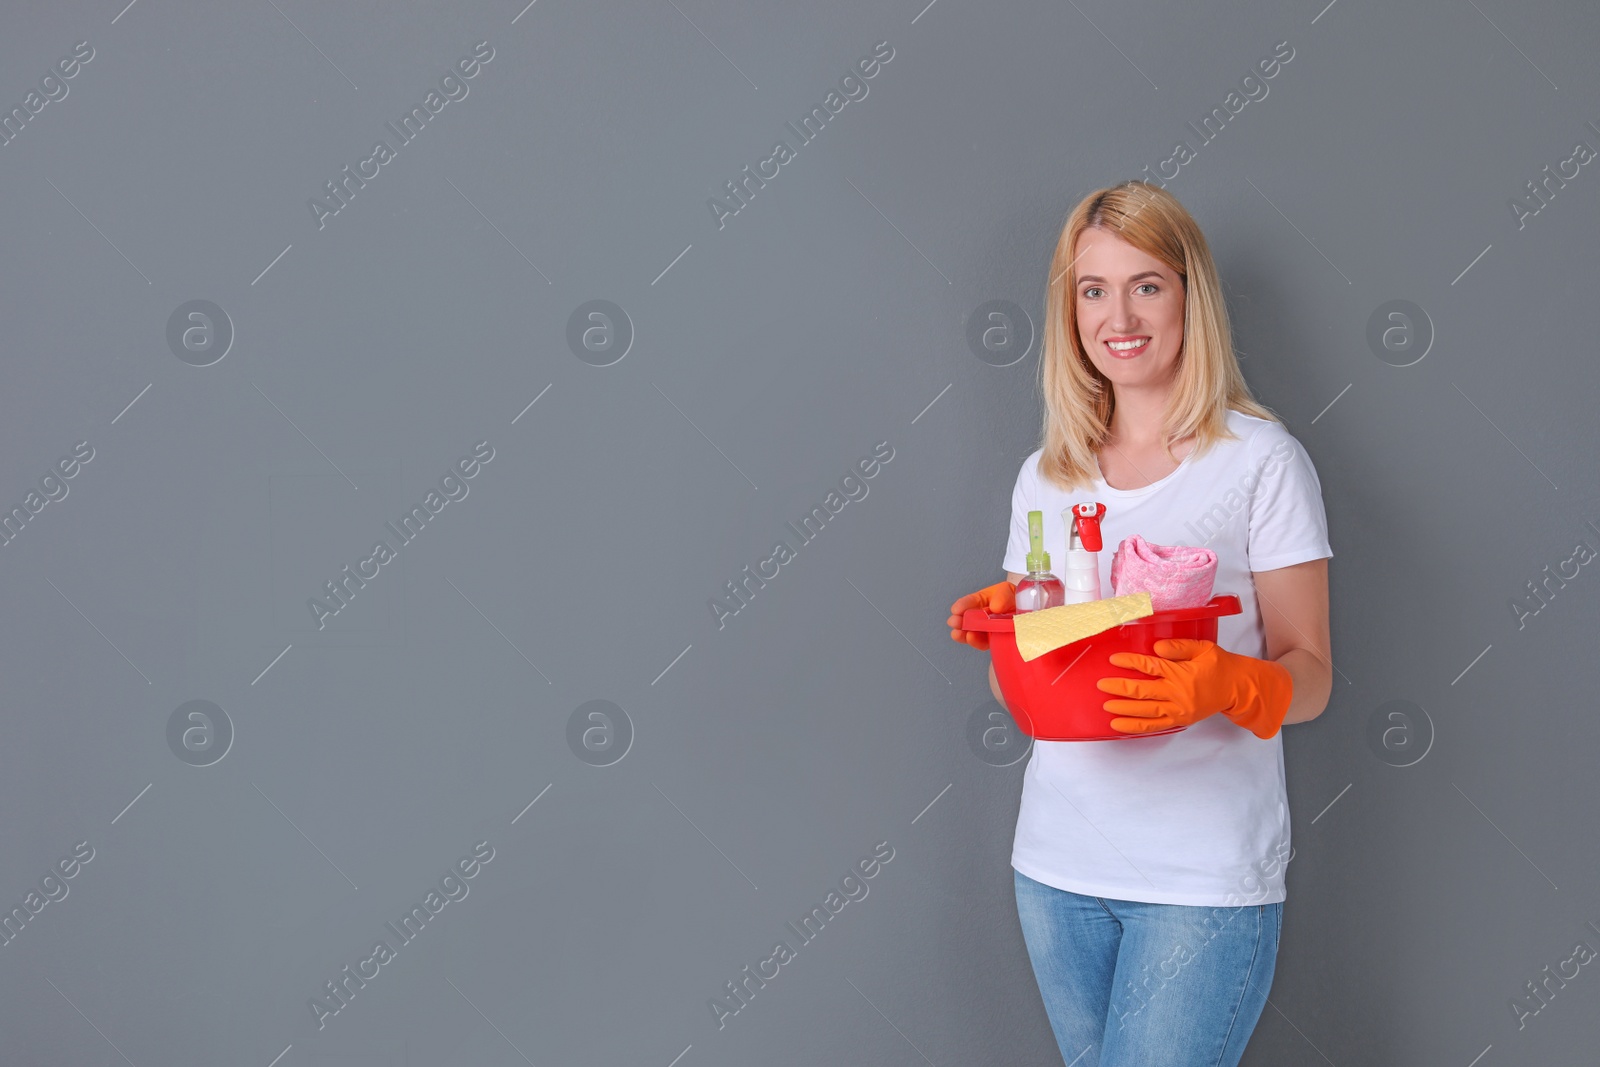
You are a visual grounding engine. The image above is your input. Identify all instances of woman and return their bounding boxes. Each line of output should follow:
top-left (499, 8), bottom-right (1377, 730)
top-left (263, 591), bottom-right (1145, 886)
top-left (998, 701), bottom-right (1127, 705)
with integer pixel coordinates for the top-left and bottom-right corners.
top-left (947, 180), bottom-right (1333, 1066)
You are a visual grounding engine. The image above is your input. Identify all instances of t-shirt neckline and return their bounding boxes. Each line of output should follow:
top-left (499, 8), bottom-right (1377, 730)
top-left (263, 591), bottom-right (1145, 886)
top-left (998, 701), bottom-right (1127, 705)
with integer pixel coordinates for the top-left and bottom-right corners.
top-left (1093, 446), bottom-right (1196, 497)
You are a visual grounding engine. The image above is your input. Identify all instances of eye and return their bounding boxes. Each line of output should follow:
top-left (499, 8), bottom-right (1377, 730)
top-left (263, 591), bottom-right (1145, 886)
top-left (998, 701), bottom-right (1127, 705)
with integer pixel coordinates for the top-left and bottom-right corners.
top-left (1082, 286), bottom-right (1103, 299)
top-left (1137, 283), bottom-right (1158, 295)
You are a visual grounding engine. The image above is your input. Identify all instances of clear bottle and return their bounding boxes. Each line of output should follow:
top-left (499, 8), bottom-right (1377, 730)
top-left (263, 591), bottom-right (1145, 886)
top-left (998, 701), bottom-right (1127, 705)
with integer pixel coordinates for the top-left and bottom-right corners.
top-left (1015, 510), bottom-right (1065, 612)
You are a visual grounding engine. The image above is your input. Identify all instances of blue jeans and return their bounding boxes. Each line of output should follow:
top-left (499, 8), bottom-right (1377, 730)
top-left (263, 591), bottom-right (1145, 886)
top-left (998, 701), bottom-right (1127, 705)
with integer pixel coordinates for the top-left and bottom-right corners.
top-left (1013, 868), bottom-right (1281, 1067)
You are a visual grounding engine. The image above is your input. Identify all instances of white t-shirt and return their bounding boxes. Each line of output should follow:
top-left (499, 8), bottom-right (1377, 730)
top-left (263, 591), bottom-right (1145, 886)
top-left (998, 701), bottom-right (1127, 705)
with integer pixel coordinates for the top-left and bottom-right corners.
top-left (1002, 410), bottom-right (1332, 906)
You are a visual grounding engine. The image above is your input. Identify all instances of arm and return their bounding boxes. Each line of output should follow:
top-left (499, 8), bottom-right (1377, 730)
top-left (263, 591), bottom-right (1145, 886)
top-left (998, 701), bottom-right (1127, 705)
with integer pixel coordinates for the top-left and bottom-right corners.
top-left (986, 570), bottom-right (1028, 710)
top-left (1251, 557), bottom-right (1332, 726)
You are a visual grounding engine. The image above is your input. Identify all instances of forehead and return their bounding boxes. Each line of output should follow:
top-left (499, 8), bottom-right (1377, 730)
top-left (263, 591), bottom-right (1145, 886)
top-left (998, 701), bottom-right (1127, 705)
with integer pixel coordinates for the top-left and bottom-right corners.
top-left (1072, 227), bottom-right (1170, 281)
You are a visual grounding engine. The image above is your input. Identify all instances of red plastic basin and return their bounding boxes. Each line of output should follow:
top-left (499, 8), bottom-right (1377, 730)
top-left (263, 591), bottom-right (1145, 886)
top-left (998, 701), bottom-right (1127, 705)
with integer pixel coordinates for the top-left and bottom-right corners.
top-left (963, 594), bottom-right (1242, 741)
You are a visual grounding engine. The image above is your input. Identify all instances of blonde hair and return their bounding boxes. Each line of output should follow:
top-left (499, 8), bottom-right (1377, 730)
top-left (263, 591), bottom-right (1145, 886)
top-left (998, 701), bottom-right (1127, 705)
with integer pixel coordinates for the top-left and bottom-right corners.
top-left (1036, 180), bottom-right (1280, 492)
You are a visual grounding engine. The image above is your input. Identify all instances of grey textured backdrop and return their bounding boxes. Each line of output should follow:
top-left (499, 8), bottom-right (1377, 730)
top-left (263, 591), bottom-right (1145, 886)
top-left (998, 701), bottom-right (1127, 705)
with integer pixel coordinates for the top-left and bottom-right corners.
top-left (1, 0), bottom-right (1597, 1064)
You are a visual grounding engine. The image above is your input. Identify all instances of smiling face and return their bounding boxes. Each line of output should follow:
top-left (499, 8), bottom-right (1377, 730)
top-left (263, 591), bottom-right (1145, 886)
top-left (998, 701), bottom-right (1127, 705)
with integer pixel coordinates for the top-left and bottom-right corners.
top-left (1072, 225), bottom-right (1186, 393)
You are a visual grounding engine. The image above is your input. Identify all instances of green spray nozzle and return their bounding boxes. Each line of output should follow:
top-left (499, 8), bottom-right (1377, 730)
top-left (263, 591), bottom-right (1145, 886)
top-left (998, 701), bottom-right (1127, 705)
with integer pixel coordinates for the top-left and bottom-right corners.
top-left (1025, 510), bottom-right (1051, 572)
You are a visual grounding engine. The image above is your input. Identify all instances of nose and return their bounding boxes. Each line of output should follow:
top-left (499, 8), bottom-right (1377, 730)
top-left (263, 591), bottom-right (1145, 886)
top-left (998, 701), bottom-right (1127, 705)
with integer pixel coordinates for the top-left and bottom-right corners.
top-left (1107, 290), bottom-right (1141, 332)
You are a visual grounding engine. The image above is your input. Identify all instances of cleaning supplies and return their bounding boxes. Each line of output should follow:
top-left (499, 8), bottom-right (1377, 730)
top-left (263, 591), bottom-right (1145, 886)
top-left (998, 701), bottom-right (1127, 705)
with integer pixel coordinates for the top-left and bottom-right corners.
top-left (1109, 534), bottom-right (1218, 611)
top-left (1060, 502), bottom-right (1107, 604)
top-left (962, 594), bottom-right (1243, 740)
top-left (1015, 510), bottom-right (1065, 612)
top-left (1012, 592), bottom-right (1155, 662)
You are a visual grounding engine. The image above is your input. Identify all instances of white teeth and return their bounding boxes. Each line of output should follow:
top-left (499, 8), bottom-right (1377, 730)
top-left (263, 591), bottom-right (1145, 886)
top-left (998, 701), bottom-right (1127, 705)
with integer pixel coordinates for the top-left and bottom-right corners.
top-left (1107, 339), bottom-right (1148, 351)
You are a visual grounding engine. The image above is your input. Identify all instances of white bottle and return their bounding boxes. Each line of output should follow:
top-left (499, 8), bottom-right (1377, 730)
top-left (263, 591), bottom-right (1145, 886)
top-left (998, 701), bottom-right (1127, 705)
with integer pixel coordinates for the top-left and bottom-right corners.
top-left (1060, 502), bottom-right (1106, 604)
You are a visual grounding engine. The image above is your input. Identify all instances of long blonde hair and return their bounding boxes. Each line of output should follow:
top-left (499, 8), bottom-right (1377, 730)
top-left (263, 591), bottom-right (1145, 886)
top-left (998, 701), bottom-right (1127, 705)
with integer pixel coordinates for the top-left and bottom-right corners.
top-left (1037, 180), bottom-right (1280, 492)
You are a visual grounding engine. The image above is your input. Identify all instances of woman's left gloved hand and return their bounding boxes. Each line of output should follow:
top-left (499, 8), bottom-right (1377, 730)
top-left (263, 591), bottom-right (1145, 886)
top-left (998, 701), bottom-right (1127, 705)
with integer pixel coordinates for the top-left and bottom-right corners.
top-left (1096, 639), bottom-right (1293, 739)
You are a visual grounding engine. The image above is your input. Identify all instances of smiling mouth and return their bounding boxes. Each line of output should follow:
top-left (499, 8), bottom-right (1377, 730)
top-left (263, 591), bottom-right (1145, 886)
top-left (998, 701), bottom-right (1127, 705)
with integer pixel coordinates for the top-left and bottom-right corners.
top-left (1104, 337), bottom-right (1150, 358)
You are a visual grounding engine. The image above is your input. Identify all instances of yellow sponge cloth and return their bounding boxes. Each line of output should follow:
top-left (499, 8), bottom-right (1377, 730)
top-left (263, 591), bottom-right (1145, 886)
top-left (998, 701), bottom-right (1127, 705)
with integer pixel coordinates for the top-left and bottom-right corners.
top-left (1012, 593), bottom-right (1155, 662)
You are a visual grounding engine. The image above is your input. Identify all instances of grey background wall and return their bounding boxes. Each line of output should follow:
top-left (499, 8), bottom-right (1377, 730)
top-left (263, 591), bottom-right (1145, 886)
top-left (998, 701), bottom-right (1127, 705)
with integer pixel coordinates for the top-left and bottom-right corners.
top-left (1, 0), bottom-right (1596, 1064)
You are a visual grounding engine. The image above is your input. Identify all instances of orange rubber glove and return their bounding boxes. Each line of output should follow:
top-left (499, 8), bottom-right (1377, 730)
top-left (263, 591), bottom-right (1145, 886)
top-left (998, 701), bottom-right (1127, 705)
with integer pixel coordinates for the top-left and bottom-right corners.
top-left (947, 581), bottom-right (1016, 651)
top-left (1096, 638), bottom-right (1293, 739)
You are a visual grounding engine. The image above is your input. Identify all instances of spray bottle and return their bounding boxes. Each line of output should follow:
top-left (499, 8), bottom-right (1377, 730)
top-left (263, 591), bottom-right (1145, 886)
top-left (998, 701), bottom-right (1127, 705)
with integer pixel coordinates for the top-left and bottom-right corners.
top-left (1015, 510), bottom-right (1066, 613)
top-left (1060, 502), bottom-right (1107, 604)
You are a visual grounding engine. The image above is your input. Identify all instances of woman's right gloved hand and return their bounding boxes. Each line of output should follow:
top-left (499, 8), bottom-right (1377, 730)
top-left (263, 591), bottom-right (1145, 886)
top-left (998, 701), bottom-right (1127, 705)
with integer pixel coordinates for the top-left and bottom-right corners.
top-left (947, 581), bottom-right (1015, 651)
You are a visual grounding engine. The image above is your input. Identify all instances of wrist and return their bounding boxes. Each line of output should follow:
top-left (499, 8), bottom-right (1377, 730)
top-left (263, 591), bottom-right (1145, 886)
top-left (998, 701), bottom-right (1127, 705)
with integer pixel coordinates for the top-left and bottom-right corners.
top-left (1221, 653), bottom-right (1294, 739)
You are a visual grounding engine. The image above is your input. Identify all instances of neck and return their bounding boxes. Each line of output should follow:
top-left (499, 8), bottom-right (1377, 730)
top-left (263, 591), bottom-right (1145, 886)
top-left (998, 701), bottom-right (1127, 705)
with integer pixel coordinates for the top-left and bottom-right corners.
top-left (1107, 382), bottom-right (1174, 448)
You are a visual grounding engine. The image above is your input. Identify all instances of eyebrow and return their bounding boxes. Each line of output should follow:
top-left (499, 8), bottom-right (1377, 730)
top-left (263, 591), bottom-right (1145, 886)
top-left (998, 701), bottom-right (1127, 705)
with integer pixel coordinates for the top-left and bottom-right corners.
top-left (1076, 271), bottom-right (1165, 284)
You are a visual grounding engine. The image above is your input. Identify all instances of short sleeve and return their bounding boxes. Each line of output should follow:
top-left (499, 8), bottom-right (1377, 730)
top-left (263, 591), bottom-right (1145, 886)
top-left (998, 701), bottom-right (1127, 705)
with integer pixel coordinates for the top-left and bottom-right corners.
top-left (1001, 453), bottom-right (1038, 575)
top-left (1246, 425), bottom-right (1333, 572)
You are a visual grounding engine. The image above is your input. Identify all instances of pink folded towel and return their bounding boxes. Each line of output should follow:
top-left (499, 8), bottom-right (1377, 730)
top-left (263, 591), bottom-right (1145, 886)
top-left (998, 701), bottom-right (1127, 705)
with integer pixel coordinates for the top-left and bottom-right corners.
top-left (1109, 534), bottom-right (1218, 611)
